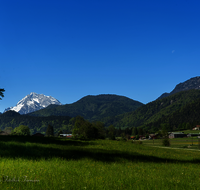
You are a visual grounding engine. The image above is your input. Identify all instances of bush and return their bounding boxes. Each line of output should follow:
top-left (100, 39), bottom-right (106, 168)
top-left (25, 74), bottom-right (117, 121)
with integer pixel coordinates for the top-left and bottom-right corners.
top-left (162, 138), bottom-right (170, 146)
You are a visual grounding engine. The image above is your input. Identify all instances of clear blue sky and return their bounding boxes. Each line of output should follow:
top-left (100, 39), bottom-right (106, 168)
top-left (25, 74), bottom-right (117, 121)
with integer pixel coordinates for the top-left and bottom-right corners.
top-left (0, 0), bottom-right (200, 112)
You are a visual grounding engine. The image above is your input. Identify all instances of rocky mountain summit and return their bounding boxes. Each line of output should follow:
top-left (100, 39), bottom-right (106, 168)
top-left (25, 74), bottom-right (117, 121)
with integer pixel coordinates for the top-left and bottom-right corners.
top-left (158, 76), bottom-right (200, 99)
top-left (4, 92), bottom-right (62, 114)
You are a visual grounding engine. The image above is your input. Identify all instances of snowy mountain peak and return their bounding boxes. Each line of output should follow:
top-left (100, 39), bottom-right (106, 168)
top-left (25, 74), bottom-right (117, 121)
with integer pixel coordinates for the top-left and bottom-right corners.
top-left (4, 92), bottom-right (62, 114)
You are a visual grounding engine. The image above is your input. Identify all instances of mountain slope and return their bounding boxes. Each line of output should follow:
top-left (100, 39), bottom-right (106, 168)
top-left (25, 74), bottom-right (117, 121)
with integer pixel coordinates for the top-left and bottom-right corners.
top-left (30, 94), bottom-right (144, 121)
top-left (4, 92), bottom-right (62, 114)
top-left (158, 76), bottom-right (200, 99)
top-left (0, 110), bottom-right (71, 134)
top-left (105, 89), bottom-right (200, 129)
top-left (144, 97), bottom-right (200, 132)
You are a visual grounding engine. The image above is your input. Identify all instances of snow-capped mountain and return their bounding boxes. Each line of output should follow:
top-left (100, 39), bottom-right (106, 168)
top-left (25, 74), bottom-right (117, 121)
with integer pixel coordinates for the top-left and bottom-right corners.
top-left (4, 92), bottom-right (62, 114)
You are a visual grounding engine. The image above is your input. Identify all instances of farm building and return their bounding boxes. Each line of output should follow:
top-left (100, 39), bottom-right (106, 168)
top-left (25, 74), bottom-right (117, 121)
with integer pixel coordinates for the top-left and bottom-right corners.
top-left (149, 134), bottom-right (159, 139)
top-left (169, 132), bottom-right (187, 138)
top-left (192, 125), bottom-right (200, 130)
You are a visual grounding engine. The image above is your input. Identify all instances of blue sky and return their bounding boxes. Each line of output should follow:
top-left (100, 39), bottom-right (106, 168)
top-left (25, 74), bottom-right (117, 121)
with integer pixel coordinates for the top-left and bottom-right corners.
top-left (0, 0), bottom-right (200, 112)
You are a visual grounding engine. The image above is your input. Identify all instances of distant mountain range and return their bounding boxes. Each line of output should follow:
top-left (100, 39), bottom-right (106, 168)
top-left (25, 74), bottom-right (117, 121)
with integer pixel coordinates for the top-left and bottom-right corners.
top-left (4, 92), bottom-right (62, 114)
top-left (0, 94), bottom-right (143, 134)
top-left (1, 76), bottom-right (200, 133)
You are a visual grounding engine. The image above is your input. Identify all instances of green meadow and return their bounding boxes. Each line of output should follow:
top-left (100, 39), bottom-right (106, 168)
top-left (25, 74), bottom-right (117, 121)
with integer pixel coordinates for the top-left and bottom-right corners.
top-left (143, 137), bottom-right (200, 149)
top-left (0, 136), bottom-right (200, 190)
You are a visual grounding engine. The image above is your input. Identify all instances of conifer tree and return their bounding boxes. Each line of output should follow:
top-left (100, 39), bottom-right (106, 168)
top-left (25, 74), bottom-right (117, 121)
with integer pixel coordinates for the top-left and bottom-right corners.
top-left (46, 124), bottom-right (54, 137)
top-left (132, 127), bottom-right (138, 135)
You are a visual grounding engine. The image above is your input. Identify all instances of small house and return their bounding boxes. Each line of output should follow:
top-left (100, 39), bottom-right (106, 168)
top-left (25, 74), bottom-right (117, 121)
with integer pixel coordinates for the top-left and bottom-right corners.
top-left (169, 132), bottom-right (187, 138)
top-left (192, 125), bottom-right (200, 130)
top-left (149, 134), bottom-right (159, 139)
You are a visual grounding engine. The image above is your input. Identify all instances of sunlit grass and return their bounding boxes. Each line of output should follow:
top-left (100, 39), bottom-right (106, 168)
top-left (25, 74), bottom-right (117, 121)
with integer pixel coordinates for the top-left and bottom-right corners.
top-left (0, 136), bottom-right (200, 189)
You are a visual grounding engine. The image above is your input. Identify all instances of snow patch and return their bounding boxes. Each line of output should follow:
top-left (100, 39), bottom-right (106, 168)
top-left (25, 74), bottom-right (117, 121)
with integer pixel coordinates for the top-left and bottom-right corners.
top-left (10, 104), bottom-right (24, 112)
top-left (33, 98), bottom-right (40, 103)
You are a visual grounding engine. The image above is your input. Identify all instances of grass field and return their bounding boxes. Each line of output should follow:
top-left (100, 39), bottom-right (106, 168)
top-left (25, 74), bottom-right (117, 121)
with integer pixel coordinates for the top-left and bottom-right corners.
top-left (182, 130), bottom-right (200, 134)
top-left (0, 136), bottom-right (200, 190)
top-left (143, 137), bottom-right (200, 149)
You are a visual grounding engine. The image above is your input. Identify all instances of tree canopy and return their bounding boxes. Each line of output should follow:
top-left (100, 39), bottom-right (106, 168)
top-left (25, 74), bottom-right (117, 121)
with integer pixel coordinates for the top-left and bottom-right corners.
top-left (13, 125), bottom-right (30, 136)
top-left (72, 116), bottom-right (105, 139)
top-left (0, 88), bottom-right (5, 100)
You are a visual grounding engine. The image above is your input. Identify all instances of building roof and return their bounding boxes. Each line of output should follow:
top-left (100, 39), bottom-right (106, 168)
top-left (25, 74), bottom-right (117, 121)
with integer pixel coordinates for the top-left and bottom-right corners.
top-left (60, 134), bottom-right (72, 136)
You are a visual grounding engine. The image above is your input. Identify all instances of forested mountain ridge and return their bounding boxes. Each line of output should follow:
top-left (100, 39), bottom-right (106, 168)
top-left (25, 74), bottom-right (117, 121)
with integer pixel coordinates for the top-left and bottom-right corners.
top-left (102, 89), bottom-right (200, 129)
top-left (29, 94), bottom-right (144, 122)
top-left (143, 97), bottom-right (200, 132)
top-left (0, 111), bottom-right (71, 134)
top-left (158, 76), bottom-right (200, 99)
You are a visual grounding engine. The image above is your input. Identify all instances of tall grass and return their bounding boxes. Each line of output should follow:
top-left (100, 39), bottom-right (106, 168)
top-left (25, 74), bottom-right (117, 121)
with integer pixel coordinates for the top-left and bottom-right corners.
top-left (0, 136), bottom-right (200, 189)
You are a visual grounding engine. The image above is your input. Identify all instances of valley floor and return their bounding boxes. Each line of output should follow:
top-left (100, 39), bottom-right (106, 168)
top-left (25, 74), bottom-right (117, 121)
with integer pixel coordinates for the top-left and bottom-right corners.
top-left (0, 136), bottom-right (200, 190)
